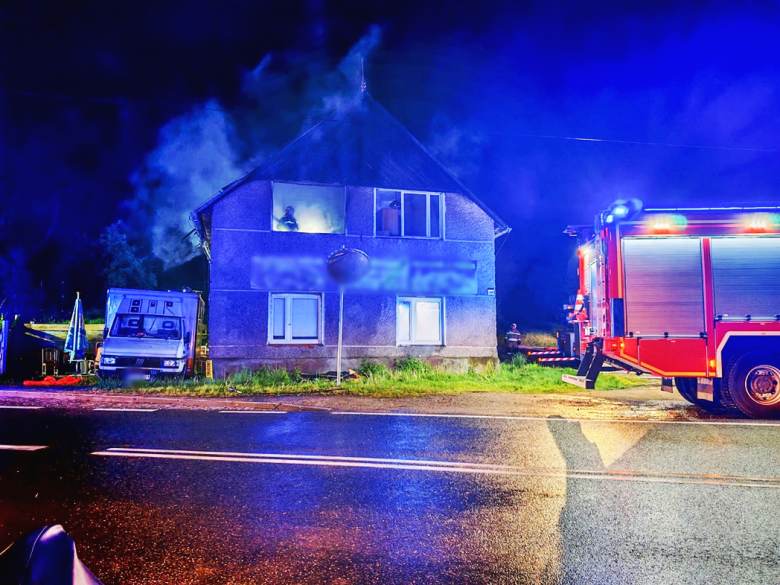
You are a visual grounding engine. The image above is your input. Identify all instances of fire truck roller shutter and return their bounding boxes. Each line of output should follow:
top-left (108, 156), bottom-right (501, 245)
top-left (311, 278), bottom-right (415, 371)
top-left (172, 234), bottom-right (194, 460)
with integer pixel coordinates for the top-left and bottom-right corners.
top-left (711, 237), bottom-right (780, 320)
top-left (622, 238), bottom-right (705, 336)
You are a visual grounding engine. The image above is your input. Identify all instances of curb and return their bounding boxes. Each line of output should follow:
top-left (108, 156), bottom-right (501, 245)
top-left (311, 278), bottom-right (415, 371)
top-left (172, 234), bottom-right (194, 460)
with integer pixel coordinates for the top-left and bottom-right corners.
top-left (0, 390), bottom-right (330, 412)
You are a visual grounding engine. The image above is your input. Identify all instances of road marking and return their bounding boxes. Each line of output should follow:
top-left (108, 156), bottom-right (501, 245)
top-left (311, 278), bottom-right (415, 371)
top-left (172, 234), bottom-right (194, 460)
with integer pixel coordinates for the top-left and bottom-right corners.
top-left (93, 408), bottom-right (158, 412)
top-left (0, 405), bottom-right (43, 409)
top-left (0, 445), bottom-right (47, 451)
top-left (91, 447), bottom-right (780, 488)
top-left (330, 411), bottom-right (780, 427)
top-left (219, 410), bottom-right (286, 414)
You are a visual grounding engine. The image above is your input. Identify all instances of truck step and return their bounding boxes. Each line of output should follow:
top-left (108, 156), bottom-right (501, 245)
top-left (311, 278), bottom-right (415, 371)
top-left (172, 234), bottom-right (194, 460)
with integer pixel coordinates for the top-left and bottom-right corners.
top-left (561, 374), bottom-right (595, 389)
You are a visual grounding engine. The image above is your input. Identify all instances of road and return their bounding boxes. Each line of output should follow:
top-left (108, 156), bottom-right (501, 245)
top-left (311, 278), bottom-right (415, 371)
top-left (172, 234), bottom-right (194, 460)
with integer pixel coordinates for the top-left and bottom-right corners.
top-left (1, 404), bottom-right (779, 584)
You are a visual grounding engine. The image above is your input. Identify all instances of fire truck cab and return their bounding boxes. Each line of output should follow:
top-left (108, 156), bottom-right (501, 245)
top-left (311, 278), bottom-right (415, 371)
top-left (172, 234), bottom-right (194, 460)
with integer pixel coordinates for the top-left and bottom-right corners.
top-left (565, 204), bottom-right (780, 419)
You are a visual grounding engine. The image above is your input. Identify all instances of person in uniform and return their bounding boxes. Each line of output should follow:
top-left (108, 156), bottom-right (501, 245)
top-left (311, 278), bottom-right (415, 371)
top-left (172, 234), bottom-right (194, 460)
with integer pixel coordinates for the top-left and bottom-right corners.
top-left (505, 323), bottom-right (521, 352)
top-left (278, 206), bottom-right (299, 231)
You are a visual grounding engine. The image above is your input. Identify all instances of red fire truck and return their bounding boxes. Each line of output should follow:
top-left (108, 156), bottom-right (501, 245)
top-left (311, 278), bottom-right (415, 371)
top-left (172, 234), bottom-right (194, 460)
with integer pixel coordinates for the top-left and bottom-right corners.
top-left (564, 204), bottom-right (780, 419)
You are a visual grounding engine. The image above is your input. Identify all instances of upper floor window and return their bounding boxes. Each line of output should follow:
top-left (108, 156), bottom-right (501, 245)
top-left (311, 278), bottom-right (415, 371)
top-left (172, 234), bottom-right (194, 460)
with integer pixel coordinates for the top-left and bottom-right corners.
top-left (375, 190), bottom-right (442, 239)
top-left (273, 182), bottom-right (345, 234)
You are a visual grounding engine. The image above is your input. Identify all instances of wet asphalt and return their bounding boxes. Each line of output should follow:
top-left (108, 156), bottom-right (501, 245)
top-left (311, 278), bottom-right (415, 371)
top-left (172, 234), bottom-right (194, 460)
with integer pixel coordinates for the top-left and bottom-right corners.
top-left (1, 407), bottom-right (779, 585)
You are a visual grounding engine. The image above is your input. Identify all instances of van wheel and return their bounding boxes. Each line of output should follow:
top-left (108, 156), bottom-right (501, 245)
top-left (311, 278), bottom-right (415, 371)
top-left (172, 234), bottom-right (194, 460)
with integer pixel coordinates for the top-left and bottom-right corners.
top-left (674, 377), bottom-right (733, 414)
top-left (723, 351), bottom-right (780, 419)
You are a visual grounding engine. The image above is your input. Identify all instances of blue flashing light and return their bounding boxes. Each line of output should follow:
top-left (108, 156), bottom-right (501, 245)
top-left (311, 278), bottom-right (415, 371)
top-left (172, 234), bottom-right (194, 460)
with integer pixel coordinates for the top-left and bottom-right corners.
top-left (613, 204), bottom-right (629, 217)
top-left (605, 214), bottom-right (615, 224)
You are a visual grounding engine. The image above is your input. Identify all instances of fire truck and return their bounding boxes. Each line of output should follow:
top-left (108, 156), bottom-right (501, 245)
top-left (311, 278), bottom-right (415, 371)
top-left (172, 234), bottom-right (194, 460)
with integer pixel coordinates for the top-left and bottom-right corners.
top-left (564, 203), bottom-right (780, 419)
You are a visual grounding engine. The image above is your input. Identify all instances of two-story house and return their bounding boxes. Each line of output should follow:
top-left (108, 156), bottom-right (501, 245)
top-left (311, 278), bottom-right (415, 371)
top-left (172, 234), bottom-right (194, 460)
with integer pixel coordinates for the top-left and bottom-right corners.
top-left (192, 90), bottom-right (510, 377)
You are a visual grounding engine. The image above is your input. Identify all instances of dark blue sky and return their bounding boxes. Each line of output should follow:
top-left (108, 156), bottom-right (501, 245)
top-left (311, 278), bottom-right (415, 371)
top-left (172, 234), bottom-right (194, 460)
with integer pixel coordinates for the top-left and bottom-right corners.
top-left (1, 1), bottom-right (778, 326)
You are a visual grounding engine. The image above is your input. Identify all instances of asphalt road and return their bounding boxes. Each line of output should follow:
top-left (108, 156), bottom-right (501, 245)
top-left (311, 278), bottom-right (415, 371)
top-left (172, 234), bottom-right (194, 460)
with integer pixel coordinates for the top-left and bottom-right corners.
top-left (1, 406), bottom-right (779, 584)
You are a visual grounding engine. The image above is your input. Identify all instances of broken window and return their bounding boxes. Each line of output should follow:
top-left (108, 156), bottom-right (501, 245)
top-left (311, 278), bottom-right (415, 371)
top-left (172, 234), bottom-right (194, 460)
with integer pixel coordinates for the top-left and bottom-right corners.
top-left (376, 190), bottom-right (442, 238)
top-left (397, 297), bottom-right (443, 345)
top-left (269, 293), bottom-right (322, 344)
top-left (272, 182), bottom-right (345, 234)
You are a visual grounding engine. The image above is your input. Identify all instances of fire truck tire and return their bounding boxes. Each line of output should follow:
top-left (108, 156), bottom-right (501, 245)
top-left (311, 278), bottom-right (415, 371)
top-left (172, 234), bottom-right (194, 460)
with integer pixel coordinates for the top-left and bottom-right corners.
top-left (674, 377), bottom-right (732, 413)
top-left (724, 351), bottom-right (780, 419)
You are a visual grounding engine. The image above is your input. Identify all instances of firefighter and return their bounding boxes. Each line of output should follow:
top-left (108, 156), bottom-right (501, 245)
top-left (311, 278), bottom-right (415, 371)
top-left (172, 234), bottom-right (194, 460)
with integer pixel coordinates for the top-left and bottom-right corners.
top-left (277, 206), bottom-right (299, 231)
top-left (505, 323), bottom-right (521, 352)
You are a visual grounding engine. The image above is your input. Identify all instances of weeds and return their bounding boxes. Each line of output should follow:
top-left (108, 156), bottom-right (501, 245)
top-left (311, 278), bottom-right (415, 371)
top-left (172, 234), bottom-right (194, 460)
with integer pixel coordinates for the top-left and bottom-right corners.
top-left (510, 353), bottom-right (527, 367)
top-left (357, 361), bottom-right (390, 378)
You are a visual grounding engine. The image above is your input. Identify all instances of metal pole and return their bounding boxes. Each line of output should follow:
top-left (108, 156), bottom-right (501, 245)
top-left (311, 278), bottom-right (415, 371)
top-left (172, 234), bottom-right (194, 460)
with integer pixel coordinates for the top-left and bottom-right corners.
top-left (336, 287), bottom-right (344, 387)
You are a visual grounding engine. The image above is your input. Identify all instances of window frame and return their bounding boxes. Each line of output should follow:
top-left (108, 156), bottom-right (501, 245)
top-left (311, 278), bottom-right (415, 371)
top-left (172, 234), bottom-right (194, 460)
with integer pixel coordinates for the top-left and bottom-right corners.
top-left (374, 189), bottom-right (445, 239)
top-left (396, 296), bottom-right (445, 346)
top-left (267, 293), bottom-right (324, 345)
top-left (271, 181), bottom-right (348, 235)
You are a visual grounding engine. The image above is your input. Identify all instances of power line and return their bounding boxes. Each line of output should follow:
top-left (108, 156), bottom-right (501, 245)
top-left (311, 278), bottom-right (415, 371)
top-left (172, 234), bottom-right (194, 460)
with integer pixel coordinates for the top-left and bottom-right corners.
top-left (491, 132), bottom-right (777, 153)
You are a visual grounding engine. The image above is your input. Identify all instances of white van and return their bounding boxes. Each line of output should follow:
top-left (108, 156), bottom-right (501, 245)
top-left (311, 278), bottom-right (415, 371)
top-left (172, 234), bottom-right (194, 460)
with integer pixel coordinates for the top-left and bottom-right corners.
top-left (98, 288), bottom-right (205, 380)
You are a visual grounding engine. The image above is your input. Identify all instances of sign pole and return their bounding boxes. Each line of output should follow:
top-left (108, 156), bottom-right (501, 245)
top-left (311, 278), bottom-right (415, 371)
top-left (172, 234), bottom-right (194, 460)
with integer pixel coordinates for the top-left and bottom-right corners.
top-left (336, 286), bottom-right (344, 387)
top-left (326, 247), bottom-right (368, 388)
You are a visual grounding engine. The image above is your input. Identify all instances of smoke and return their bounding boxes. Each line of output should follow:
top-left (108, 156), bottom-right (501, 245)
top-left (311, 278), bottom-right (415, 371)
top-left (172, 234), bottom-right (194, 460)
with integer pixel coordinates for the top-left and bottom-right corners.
top-left (129, 26), bottom-right (383, 269)
top-left (127, 100), bottom-right (242, 268)
top-left (272, 183), bottom-right (345, 234)
top-left (426, 113), bottom-right (487, 180)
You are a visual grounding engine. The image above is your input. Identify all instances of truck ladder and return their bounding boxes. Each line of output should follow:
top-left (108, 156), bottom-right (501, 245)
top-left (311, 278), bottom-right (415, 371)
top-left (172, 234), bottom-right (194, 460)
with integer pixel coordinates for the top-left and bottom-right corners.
top-left (561, 339), bottom-right (605, 389)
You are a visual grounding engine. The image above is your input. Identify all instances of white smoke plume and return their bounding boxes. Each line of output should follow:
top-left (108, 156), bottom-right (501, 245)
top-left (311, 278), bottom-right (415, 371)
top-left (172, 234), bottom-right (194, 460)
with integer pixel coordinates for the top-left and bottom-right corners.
top-left (128, 100), bottom-right (242, 269)
top-left (128, 27), bottom-right (383, 269)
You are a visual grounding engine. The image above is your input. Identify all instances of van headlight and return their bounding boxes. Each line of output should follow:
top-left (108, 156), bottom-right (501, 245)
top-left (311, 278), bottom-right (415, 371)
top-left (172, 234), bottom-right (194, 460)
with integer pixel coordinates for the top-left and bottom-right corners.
top-left (102, 356), bottom-right (116, 365)
top-left (162, 359), bottom-right (179, 368)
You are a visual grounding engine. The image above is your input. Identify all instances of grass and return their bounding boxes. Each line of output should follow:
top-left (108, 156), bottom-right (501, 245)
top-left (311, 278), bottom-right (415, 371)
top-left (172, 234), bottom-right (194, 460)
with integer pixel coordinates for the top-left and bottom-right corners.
top-left (519, 331), bottom-right (558, 347)
top-left (97, 356), bottom-right (651, 399)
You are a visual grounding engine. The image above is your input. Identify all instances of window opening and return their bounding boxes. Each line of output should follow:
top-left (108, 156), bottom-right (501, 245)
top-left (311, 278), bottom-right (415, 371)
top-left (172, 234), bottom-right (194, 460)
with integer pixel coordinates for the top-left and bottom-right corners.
top-left (273, 183), bottom-right (345, 234)
top-left (269, 294), bottom-right (322, 344)
top-left (376, 190), bottom-right (443, 238)
top-left (397, 297), bottom-right (443, 345)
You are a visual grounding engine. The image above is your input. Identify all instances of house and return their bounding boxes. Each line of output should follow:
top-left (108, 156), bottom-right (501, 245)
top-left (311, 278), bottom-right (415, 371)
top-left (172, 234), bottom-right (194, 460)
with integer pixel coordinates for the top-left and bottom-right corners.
top-left (192, 88), bottom-right (510, 377)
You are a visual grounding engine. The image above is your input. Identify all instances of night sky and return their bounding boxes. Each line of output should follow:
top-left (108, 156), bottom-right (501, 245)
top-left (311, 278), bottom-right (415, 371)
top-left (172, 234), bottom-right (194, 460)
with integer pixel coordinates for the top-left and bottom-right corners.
top-left (1, 1), bottom-right (779, 328)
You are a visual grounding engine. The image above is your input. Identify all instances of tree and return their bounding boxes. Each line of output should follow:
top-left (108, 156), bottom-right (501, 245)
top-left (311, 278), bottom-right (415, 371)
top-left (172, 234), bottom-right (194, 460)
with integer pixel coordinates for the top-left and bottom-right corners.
top-left (97, 222), bottom-right (158, 289)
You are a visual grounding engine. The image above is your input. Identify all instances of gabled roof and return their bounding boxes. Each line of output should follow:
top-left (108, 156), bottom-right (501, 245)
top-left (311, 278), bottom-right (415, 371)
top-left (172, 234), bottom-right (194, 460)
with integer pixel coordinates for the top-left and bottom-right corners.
top-left (195, 92), bottom-right (509, 236)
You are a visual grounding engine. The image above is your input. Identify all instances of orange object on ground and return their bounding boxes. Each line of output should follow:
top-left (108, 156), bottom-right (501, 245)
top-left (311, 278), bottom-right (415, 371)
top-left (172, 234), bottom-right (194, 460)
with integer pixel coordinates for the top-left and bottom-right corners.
top-left (23, 375), bottom-right (83, 387)
top-left (54, 375), bottom-right (83, 386)
top-left (23, 376), bottom-right (57, 386)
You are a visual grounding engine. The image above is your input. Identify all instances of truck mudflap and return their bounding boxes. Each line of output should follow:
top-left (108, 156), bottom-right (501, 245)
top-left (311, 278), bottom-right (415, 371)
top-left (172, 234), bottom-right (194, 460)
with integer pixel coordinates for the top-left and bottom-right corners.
top-left (562, 339), bottom-right (606, 389)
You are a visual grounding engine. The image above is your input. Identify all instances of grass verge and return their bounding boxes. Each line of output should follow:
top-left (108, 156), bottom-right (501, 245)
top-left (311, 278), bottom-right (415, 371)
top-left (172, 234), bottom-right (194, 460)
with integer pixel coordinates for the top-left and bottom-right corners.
top-left (97, 357), bottom-right (652, 399)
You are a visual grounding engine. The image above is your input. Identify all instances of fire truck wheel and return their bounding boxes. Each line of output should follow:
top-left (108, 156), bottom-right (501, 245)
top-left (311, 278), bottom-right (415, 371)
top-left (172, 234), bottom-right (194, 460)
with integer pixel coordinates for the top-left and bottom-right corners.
top-left (674, 377), bottom-right (697, 403)
top-left (726, 351), bottom-right (780, 419)
top-left (674, 377), bottom-right (732, 413)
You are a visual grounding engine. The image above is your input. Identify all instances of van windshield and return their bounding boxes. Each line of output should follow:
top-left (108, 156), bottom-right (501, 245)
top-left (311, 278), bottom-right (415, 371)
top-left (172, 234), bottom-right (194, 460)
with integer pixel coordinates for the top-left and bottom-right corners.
top-left (110, 314), bottom-right (183, 340)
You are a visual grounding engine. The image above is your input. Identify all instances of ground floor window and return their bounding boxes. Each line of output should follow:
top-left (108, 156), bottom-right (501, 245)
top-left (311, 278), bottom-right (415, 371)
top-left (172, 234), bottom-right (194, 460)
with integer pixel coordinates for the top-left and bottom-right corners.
top-left (269, 293), bottom-right (322, 344)
top-left (397, 297), bottom-right (443, 345)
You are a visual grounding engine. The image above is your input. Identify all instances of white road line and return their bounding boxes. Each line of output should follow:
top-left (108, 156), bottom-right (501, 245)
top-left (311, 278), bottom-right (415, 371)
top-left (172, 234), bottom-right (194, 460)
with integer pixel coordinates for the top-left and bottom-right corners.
top-left (330, 411), bottom-right (780, 427)
top-left (93, 408), bottom-right (158, 412)
top-left (219, 410), bottom-right (286, 414)
top-left (0, 405), bottom-right (43, 409)
top-left (0, 445), bottom-right (47, 451)
top-left (92, 447), bottom-right (780, 489)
